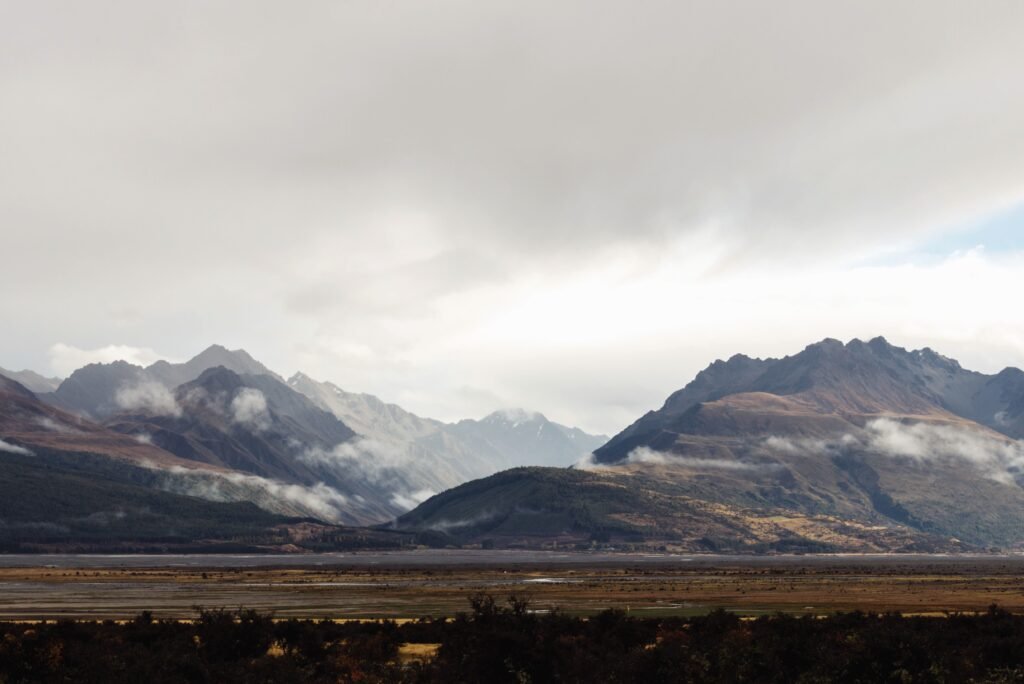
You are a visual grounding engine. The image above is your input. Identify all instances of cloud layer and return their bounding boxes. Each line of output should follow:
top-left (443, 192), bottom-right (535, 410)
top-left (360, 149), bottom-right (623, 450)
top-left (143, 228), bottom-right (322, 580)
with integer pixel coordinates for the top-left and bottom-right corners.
top-left (2, 2), bottom-right (1024, 433)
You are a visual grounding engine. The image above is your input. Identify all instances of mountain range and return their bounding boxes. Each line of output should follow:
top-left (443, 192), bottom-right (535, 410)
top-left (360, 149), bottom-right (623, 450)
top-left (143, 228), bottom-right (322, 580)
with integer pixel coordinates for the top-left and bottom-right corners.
top-left (6, 337), bottom-right (1024, 554)
top-left (397, 337), bottom-right (1024, 553)
top-left (0, 345), bottom-right (604, 548)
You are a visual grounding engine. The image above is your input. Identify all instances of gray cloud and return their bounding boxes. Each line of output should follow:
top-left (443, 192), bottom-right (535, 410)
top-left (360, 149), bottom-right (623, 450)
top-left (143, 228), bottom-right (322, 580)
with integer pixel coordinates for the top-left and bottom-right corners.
top-left (2, 2), bottom-right (1024, 433)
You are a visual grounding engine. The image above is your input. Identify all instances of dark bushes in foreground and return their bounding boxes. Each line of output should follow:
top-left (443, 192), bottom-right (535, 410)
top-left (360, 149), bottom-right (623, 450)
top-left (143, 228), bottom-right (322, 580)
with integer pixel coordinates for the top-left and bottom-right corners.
top-left (2, 599), bottom-right (1024, 682)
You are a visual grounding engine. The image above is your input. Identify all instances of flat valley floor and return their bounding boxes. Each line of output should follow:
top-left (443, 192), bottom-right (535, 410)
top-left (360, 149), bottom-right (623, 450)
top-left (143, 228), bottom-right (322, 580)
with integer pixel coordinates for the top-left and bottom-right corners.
top-left (2, 552), bottom-right (1024, 620)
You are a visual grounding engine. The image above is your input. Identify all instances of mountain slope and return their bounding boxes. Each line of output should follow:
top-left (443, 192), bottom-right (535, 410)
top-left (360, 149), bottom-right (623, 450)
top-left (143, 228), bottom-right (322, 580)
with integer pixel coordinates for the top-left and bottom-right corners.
top-left (0, 376), bottom-right (317, 550)
top-left (396, 466), bottom-right (957, 553)
top-left (400, 338), bottom-right (1024, 551)
top-left (964, 367), bottom-right (1024, 439)
top-left (0, 376), bottom-right (427, 548)
top-left (0, 375), bottom-right (213, 470)
top-left (0, 446), bottom-right (289, 551)
top-left (0, 366), bottom-right (61, 394)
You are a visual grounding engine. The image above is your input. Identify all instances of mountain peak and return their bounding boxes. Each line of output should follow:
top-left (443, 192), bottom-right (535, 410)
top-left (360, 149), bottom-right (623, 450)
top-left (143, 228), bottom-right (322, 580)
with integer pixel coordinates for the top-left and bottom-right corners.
top-left (995, 366), bottom-right (1024, 380)
top-left (0, 374), bottom-right (38, 400)
top-left (144, 344), bottom-right (281, 388)
top-left (189, 365), bottom-right (246, 391)
top-left (484, 408), bottom-right (546, 425)
top-left (190, 344), bottom-right (256, 365)
top-left (913, 346), bottom-right (962, 371)
top-left (287, 371), bottom-right (317, 385)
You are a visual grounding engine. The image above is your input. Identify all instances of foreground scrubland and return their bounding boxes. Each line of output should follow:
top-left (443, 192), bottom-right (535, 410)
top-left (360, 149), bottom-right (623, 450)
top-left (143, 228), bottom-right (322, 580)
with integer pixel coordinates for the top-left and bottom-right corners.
top-left (4, 598), bottom-right (1024, 683)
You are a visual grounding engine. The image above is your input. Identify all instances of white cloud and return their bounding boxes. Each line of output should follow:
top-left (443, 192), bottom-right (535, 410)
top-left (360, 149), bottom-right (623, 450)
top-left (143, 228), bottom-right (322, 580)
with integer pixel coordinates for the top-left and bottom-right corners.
top-left (48, 343), bottom-right (169, 377)
top-left (390, 489), bottom-right (436, 511)
top-left (301, 437), bottom-right (410, 483)
top-left (759, 419), bottom-right (1024, 485)
top-left (34, 416), bottom-right (79, 434)
top-left (761, 435), bottom-right (856, 457)
top-left (861, 418), bottom-right (1024, 483)
top-left (577, 446), bottom-right (776, 471)
top-left (424, 510), bottom-right (497, 533)
top-left (115, 381), bottom-right (182, 417)
top-left (160, 466), bottom-right (351, 523)
top-left (230, 388), bottom-right (270, 431)
top-left (300, 438), bottom-right (446, 514)
top-left (0, 439), bottom-right (33, 456)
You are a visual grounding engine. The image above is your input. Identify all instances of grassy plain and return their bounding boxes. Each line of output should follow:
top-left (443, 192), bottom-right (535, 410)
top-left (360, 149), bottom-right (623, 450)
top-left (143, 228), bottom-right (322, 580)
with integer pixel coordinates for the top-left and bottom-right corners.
top-left (3, 557), bottom-right (1024, 620)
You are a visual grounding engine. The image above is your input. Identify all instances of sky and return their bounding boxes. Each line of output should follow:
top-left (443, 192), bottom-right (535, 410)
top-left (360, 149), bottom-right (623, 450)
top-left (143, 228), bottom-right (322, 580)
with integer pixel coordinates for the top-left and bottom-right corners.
top-left (3, 1), bottom-right (1024, 435)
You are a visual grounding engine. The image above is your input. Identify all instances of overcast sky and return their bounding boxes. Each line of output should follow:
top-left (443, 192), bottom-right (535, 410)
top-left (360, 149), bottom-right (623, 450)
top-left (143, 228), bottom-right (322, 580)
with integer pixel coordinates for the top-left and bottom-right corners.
top-left (3, 1), bottom-right (1024, 434)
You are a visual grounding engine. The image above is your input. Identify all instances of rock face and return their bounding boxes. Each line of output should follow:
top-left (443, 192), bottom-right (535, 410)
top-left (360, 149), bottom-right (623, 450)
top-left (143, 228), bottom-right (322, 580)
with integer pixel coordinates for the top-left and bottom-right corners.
top-left (399, 338), bottom-right (1024, 552)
